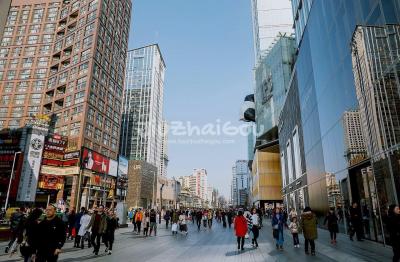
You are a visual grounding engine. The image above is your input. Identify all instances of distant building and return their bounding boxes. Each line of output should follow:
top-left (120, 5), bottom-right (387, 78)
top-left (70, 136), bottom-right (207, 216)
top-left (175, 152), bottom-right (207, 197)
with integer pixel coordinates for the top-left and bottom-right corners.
top-left (120, 44), bottom-right (166, 173)
top-left (343, 110), bottom-right (367, 166)
top-left (179, 168), bottom-right (208, 201)
top-left (231, 160), bottom-right (250, 207)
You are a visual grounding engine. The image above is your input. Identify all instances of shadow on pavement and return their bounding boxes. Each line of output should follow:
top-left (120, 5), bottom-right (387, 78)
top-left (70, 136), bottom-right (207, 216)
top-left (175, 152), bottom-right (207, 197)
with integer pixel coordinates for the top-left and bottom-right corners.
top-left (60, 253), bottom-right (107, 261)
top-left (225, 248), bottom-right (252, 256)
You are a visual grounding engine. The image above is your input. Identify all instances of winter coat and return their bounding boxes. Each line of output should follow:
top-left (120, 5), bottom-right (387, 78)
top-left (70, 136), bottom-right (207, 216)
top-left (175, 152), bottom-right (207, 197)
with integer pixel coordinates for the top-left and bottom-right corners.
top-left (234, 215), bottom-right (248, 237)
top-left (135, 211), bottom-right (143, 222)
top-left (300, 211), bottom-right (318, 240)
top-left (78, 214), bottom-right (91, 236)
top-left (37, 216), bottom-right (66, 252)
top-left (324, 213), bottom-right (339, 233)
top-left (271, 213), bottom-right (286, 231)
top-left (388, 214), bottom-right (400, 250)
top-left (88, 213), bottom-right (107, 234)
top-left (289, 221), bottom-right (299, 234)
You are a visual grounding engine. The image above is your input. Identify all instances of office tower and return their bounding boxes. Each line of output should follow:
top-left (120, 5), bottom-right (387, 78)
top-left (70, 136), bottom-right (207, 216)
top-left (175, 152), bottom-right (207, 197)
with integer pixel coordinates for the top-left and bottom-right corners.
top-left (120, 44), bottom-right (165, 173)
top-left (343, 110), bottom-right (367, 165)
top-left (192, 168), bottom-right (207, 200)
top-left (251, 0), bottom-right (293, 63)
top-left (351, 25), bottom-right (400, 157)
top-left (231, 160), bottom-right (250, 207)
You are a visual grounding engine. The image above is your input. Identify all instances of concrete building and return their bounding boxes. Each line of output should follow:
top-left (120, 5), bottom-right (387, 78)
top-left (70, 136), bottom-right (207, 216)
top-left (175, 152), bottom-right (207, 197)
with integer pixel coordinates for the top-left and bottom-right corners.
top-left (178, 168), bottom-right (208, 202)
top-left (155, 175), bottom-right (180, 209)
top-left (0, 0), bottom-right (131, 207)
top-left (126, 160), bottom-right (157, 209)
top-left (120, 44), bottom-right (165, 174)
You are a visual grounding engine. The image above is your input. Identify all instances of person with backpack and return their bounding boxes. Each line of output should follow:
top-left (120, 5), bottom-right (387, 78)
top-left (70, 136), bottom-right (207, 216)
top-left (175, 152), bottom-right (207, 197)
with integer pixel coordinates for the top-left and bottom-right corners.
top-left (5, 207), bottom-right (26, 254)
top-left (300, 207), bottom-right (318, 256)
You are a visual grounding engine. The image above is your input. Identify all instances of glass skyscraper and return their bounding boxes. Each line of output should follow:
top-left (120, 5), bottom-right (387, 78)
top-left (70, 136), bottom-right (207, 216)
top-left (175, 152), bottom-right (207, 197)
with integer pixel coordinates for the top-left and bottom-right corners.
top-left (120, 44), bottom-right (165, 173)
top-left (289, 0), bottom-right (400, 243)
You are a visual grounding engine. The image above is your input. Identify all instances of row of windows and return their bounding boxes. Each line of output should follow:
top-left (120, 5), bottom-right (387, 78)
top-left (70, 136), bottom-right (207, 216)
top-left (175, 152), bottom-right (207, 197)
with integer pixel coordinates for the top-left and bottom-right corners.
top-left (0, 68), bottom-right (47, 81)
top-left (0, 56), bottom-right (49, 70)
top-left (0, 45), bottom-right (52, 58)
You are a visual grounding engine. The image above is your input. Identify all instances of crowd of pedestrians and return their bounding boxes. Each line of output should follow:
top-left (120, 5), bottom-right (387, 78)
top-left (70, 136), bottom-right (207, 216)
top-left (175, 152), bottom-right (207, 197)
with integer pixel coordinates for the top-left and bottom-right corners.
top-left (5, 204), bottom-right (119, 261)
top-left (3, 202), bottom-right (400, 262)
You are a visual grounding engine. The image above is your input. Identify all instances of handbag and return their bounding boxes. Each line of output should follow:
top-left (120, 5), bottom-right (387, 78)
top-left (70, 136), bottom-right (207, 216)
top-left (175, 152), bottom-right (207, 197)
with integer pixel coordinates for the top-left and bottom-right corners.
top-left (245, 233), bottom-right (249, 239)
top-left (19, 242), bottom-right (32, 257)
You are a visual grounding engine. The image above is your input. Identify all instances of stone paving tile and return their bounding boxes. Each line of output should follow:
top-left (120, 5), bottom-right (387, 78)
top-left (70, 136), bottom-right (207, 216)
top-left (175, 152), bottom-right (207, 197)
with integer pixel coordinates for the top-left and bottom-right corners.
top-left (0, 218), bottom-right (393, 262)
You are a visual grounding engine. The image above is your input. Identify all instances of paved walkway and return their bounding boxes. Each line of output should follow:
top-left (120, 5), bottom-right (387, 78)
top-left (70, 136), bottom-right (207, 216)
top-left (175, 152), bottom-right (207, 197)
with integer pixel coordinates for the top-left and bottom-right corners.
top-left (0, 218), bottom-right (394, 262)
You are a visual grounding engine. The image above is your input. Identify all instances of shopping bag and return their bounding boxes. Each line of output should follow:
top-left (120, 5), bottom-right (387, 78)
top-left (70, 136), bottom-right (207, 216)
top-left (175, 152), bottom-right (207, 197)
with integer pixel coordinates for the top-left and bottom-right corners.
top-left (72, 227), bottom-right (76, 237)
top-left (245, 233), bottom-right (249, 239)
top-left (171, 223), bottom-right (178, 232)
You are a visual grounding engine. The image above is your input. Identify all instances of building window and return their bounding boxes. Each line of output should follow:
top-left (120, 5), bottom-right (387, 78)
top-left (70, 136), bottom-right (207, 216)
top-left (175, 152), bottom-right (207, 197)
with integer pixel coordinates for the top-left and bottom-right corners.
top-left (286, 140), bottom-right (293, 184)
top-left (27, 35), bottom-right (39, 45)
top-left (74, 91), bottom-right (85, 104)
top-left (94, 128), bottom-right (101, 141)
top-left (85, 123), bottom-right (93, 137)
top-left (79, 62), bottom-right (89, 75)
top-left (292, 127), bottom-right (302, 180)
top-left (70, 122), bottom-right (81, 136)
top-left (281, 152), bottom-right (286, 187)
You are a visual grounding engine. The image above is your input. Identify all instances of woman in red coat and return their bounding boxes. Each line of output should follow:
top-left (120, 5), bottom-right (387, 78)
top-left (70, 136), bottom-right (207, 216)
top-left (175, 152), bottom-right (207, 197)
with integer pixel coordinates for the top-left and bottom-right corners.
top-left (234, 210), bottom-right (248, 251)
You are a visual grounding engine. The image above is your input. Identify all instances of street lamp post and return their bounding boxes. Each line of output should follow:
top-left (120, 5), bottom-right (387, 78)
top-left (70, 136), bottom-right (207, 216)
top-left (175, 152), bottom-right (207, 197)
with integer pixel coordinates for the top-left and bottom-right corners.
top-left (4, 151), bottom-right (21, 210)
top-left (159, 183), bottom-right (164, 223)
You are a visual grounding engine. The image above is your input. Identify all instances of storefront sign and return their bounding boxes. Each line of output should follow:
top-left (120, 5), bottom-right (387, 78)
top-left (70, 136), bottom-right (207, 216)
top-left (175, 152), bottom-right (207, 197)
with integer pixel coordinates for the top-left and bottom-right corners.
top-left (82, 148), bottom-right (109, 174)
top-left (38, 175), bottom-right (63, 190)
top-left (40, 165), bottom-right (79, 176)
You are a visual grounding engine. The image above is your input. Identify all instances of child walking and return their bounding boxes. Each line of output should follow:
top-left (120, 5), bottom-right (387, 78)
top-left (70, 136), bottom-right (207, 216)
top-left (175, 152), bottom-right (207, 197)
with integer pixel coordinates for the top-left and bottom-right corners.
top-left (289, 216), bottom-right (300, 248)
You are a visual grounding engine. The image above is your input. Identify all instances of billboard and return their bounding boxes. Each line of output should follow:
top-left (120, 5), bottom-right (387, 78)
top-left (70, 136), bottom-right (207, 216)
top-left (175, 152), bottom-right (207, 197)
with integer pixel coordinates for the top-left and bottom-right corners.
top-left (38, 175), bottom-right (63, 190)
top-left (109, 159), bottom-right (118, 177)
top-left (118, 156), bottom-right (128, 177)
top-left (41, 165), bottom-right (79, 176)
top-left (82, 148), bottom-right (109, 174)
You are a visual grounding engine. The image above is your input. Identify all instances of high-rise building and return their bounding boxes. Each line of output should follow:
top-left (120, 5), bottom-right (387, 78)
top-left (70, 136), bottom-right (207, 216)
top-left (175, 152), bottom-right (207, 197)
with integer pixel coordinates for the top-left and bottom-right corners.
top-left (159, 120), bottom-right (168, 176)
top-left (231, 160), bottom-right (250, 207)
top-left (179, 168), bottom-right (208, 201)
top-left (0, 0), bottom-right (131, 207)
top-left (342, 110), bottom-right (367, 166)
top-left (289, 0), bottom-right (400, 243)
top-left (120, 44), bottom-right (165, 173)
top-left (251, 0), bottom-right (293, 63)
top-left (0, 0), bottom-right (131, 160)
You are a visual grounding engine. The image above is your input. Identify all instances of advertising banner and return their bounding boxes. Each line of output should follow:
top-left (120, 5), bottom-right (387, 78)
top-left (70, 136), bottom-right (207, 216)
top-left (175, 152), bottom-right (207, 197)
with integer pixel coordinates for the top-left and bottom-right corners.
top-left (109, 159), bottom-right (118, 177)
top-left (17, 132), bottom-right (46, 202)
top-left (118, 156), bottom-right (128, 177)
top-left (38, 175), bottom-right (63, 190)
top-left (82, 148), bottom-right (109, 174)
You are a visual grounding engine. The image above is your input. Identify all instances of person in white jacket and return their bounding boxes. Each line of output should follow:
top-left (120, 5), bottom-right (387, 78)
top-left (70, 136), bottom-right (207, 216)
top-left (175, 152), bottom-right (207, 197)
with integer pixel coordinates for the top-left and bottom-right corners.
top-left (78, 209), bottom-right (92, 249)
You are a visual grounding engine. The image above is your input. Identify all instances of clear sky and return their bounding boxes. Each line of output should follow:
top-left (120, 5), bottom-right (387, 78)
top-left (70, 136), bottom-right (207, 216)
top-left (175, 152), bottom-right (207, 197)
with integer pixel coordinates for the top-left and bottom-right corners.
top-left (128, 0), bottom-right (254, 198)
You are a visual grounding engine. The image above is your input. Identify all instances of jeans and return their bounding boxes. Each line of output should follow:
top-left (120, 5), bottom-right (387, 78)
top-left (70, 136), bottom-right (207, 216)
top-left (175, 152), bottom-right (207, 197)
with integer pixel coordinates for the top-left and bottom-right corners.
top-left (165, 219), bottom-right (169, 229)
top-left (292, 233), bottom-right (299, 245)
top-left (237, 237), bottom-right (245, 249)
top-left (251, 226), bottom-right (259, 246)
top-left (305, 239), bottom-right (315, 253)
top-left (196, 219), bottom-right (201, 230)
top-left (208, 219), bottom-right (213, 228)
top-left (104, 232), bottom-right (114, 251)
top-left (276, 230), bottom-right (284, 246)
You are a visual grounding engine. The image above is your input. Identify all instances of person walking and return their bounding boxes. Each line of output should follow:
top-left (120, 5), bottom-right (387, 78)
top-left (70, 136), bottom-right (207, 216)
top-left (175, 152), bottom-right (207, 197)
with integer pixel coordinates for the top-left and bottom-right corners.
top-left (234, 210), bottom-right (248, 251)
top-left (289, 216), bottom-right (300, 248)
top-left (222, 210), bottom-right (227, 228)
top-left (324, 208), bottom-right (339, 244)
top-left (20, 208), bottom-right (43, 262)
top-left (73, 207), bottom-right (85, 248)
top-left (35, 205), bottom-right (66, 262)
top-left (164, 210), bottom-right (171, 229)
top-left (250, 208), bottom-right (260, 248)
top-left (104, 211), bottom-right (118, 255)
top-left (272, 207), bottom-right (286, 250)
top-left (207, 209), bottom-right (213, 229)
top-left (196, 210), bottom-right (202, 231)
top-left (5, 207), bottom-right (25, 254)
top-left (67, 208), bottom-right (76, 241)
top-left (202, 209), bottom-right (208, 228)
top-left (87, 206), bottom-right (107, 256)
top-left (349, 202), bottom-right (363, 241)
top-left (77, 208), bottom-right (91, 249)
top-left (227, 209), bottom-right (233, 229)
top-left (300, 207), bottom-right (318, 256)
top-left (149, 209), bottom-right (158, 236)
top-left (135, 208), bottom-right (143, 234)
top-left (388, 204), bottom-right (400, 262)
top-left (143, 211), bottom-right (150, 237)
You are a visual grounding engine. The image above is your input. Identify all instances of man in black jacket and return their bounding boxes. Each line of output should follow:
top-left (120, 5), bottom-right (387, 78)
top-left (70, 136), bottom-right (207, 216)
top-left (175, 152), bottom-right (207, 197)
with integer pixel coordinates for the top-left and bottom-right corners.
top-left (349, 202), bottom-right (363, 241)
top-left (35, 204), bottom-right (66, 262)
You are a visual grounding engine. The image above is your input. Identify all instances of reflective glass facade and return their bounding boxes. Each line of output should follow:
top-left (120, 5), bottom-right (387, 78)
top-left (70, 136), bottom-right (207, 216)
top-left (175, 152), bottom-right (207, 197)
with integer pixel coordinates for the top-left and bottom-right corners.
top-left (292, 0), bottom-right (400, 243)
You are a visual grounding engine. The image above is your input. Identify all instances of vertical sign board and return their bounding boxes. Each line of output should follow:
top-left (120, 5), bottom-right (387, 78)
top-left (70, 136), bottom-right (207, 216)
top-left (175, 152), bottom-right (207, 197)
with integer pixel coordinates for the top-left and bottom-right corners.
top-left (17, 132), bottom-right (46, 202)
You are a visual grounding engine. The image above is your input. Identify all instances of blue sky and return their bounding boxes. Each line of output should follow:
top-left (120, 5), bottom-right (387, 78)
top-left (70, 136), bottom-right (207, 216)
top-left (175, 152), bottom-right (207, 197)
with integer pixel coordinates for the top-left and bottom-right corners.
top-left (128, 0), bottom-right (254, 198)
